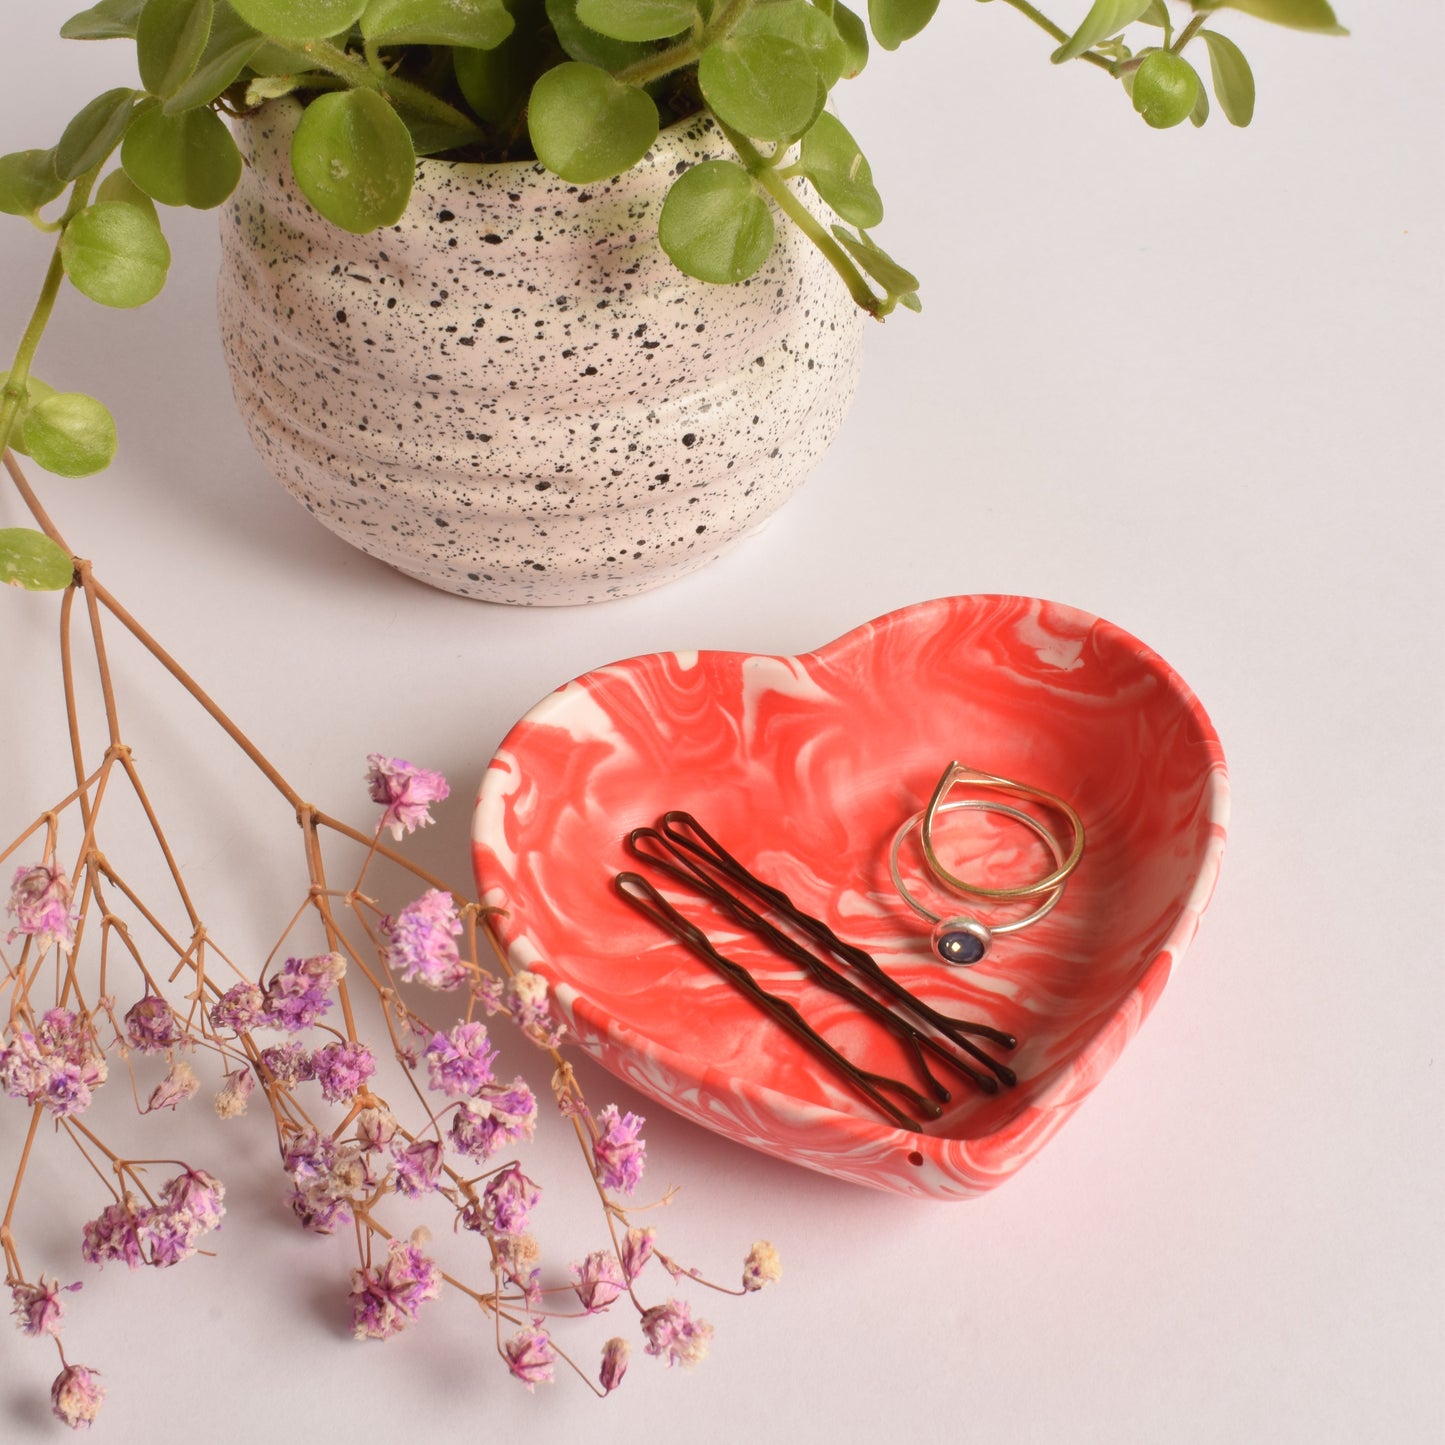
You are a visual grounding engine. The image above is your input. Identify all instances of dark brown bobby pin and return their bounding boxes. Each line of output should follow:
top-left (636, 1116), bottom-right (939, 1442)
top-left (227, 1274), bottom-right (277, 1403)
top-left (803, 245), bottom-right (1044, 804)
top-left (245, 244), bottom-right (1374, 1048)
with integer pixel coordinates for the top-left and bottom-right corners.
top-left (658, 811), bottom-right (1018, 1085)
top-left (626, 825), bottom-right (1000, 1098)
top-left (615, 871), bottom-right (940, 1132)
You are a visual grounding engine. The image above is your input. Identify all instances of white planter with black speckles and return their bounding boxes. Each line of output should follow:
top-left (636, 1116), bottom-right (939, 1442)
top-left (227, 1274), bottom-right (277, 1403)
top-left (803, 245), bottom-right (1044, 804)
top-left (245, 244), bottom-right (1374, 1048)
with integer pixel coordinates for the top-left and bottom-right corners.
top-left (216, 98), bottom-right (865, 606)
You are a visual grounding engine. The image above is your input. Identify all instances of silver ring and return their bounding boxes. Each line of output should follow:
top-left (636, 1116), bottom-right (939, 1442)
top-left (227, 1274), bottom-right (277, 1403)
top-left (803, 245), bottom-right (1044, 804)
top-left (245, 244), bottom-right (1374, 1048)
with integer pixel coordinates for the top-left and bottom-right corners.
top-left (890, 799), bottom-right (1067, 966)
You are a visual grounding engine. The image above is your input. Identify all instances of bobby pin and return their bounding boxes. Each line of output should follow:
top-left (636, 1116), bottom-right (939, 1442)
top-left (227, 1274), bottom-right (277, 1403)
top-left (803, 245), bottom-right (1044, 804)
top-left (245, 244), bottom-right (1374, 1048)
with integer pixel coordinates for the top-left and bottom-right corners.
top-left (626, 824), bottom-right (1000, 1099)
top-left (657, 812), bottom-right (1018, 1087)
top-left (615, 871), bottom-right (939, 1132)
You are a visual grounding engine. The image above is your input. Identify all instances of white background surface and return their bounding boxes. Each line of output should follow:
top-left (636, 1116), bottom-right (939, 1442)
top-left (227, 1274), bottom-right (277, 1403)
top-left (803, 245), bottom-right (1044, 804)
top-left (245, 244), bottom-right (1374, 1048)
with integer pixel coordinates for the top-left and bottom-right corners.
top-left (2, 3), bottom-right (1442, 1441)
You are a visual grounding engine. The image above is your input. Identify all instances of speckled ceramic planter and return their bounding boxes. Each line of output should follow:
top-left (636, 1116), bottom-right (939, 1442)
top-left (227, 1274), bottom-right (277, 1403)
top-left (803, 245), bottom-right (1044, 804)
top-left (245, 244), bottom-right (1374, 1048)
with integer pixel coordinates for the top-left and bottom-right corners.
top-left (216, 98), bottom-right (865, 605)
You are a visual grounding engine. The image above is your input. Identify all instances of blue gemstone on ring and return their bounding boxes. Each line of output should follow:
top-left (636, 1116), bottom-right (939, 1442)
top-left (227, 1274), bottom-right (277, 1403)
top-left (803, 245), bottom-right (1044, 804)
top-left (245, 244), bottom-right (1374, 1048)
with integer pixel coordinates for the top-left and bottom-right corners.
top-left (936, 928), bottom-right (987, 965)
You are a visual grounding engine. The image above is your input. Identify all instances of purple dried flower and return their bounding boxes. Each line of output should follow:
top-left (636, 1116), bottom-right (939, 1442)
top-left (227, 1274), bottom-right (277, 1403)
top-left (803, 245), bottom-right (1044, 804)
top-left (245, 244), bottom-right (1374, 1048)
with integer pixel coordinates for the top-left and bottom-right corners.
top-left (137, 1205), bottom-right (197, 1269)
top-left (392, 1138), bottom-right (444, 1198)
top-left (123, 995), bottom-right (179, 1054)
top-left (10, 1276), bottom-right (77, 1337)
top-left (288, 1185), bottom-right (353, 1235)
top-left (424, 1021), bottom-right (496, 1097)
top-left (506, 969), bottom-right (564, 1045)
top-left (210, 982), bottom-right (264, 1033)
top-left (1, 1010), bottom-right (107, 1118)
top-left (348, 1233), bottom-right (442, 1340)
top-left (160, 1168), bottom-right (226, 1233)
top-left (258, 1041), bottom-right (313, 1087)
top-left (366, 755), bottom-right (450, 842)
top-left (473, 972), bottom-right (506, 1014)
top-left (80, 1199), bottom-right (145, 1270)
top-left (6, 862), bottom-right (76, 955)
top-left (485, 1077), bottom-right (538, 1144)
top-left (384, 890), bottom-right (467, 990)
top-left (145, 1059), bottom-right (199, 1112)
top-left (503, 1324), bottom-right (557, 1391)
top-left (42, 1063), bottom-right (91, 1117)
top-left (348, 1270), bottom-right (395, 1342)
top-left (260, 954), bottom-right (343, 1032)
top-left (449, 1101), bottom-right (499, 1162)
top-left (355, 1107), bottom-right (398, 1153)
top-left (311, 1039), bottom-right (376, 1103)
top-left (213, 1066), bottom-right (254, 1118)
top-left (742, 1240), bottom-right (781, 1292)
top-left (599, 1336), bottom-right (630, 1394)
top-left (282, 1128), bottom-right (336, 1183)
top-left (478, 1163), bottom-right (541, 1236)
top-left (640, 1298), bottom-right (714, 1369)
top-left (571, 1250), bottom-right (626, 1313)
top-left (496, 1233), bottom-right (543, 1306)
top-left (383, 1235), bottom-right (441, 1315)
top-left (0, 1031), bottom-right (45, 1101)
top-left (620, 1227), bottom-right (655, 1283)
top-left (447, 1078), bottom-right (536, 1163)
top-left (284, 1131), bottom-right (361, 1234)
top-left (82, 1181), bottom-right (220, 1272)
top-left (592, 1104), bottom-right (647, 1195)
top-left (50, 1363), bottom-right (105, 1428)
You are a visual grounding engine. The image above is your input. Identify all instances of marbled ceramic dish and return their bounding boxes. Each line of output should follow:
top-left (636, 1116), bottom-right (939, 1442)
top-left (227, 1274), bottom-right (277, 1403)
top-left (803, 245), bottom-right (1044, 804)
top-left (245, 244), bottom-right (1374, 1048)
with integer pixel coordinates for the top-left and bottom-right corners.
top-left (472, 595), bottom-right (1229, 1199)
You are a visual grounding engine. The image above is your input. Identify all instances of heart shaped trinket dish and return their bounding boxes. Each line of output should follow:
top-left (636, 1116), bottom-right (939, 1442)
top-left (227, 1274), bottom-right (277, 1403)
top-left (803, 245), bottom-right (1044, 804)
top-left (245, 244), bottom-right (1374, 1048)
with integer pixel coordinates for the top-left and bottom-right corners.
top-left (472, 595), bottom-right (1229, 1199)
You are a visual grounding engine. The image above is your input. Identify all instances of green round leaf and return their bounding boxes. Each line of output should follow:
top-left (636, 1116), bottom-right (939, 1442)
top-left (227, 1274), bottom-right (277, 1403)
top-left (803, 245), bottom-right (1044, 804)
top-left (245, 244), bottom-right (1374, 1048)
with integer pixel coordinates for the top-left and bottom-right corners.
top-left (56, 89), bottom-right (143, 183)
top-left (1131, 50), bottom-right (1201, 129)
top-left (60, 0), bottom-right (147, 42)
top-left (1051, 0), bottom-right (1153, 65)
top-left (122, 105), bottom-right (242, 209)
top-left (0, 150), bottom-right (65, 217)
top-left (1202, 0), bottom-right (1346, 34)
top-left (867, 0), bottom-right (939, 51)
top-left (1, 372), bottom-right (58, 458)
top-left (22, 392), bottom-right (118, 477)
top-left (162, 7), bottom-right (264, 114)
top-left (96, 166), bottom-right (159, 218)
top-left (0, 528), bottom-right (75, 592)
top-left (574, 0), bottom-right (694, 43)
top-left (137, 0), bottom-right (215, 100)
top-left (659, 160), bottom-right (774, 284)
top-left (228, 0), bottom-right (366, 42)
top-left (735, 0), bottom-right (849, 90)
top-left (833, 3), bottom-right (870, 77)
top-left (360, 0), bottom-right (514, 48)
top-left (545, 0), bottom-right (654, 69)
top-left (798, 112), bottom-right (882, 228)
top-left (60, 200), bottom-right (172, 307)
top-left (1189, 76), bottom-right (1211, 127)
top-left (527, 62), bottom-right (659, 185)
top-left (291, 89), bottom-right (416, 233)
top-left (698, 36), bottom-right (820, 142)
top-left (831, 222), bottom-right (917, 296)
top-left (455, 31), bottom-right (542, 127)
top-left (1201, 29), bottom-right (1256, 127)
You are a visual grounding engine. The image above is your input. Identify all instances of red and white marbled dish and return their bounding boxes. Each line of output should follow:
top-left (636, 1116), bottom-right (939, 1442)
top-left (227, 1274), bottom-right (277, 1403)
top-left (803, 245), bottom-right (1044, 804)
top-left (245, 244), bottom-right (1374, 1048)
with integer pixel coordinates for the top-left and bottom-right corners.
top-left (472, 596), bottom-right (1229, 1199)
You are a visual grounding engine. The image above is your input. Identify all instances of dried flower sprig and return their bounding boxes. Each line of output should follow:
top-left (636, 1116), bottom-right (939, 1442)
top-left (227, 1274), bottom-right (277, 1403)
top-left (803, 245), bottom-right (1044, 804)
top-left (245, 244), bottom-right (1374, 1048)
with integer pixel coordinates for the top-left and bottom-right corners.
top-left (2, 450), bottom-right (777, 1430)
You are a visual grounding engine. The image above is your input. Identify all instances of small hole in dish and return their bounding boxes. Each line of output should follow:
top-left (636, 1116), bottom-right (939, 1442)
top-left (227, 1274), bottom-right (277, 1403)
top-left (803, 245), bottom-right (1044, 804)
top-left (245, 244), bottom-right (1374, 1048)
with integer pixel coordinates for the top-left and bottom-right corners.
top-left (906, 1150), bottom-right (924, 1167)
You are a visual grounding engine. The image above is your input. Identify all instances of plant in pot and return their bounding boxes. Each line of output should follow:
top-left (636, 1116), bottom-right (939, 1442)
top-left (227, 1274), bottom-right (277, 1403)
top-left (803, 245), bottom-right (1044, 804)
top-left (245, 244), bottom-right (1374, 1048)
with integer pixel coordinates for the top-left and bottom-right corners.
top-left (1, 0), bottom-right (1345, 604)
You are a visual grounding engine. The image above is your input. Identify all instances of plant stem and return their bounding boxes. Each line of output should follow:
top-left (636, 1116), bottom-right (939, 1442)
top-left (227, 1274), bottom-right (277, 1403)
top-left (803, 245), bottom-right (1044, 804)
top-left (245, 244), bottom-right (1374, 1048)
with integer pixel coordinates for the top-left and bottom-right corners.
top-left (1, 1105), bottom-right (44, 1263)
top-left (995, 0), bottom-right (1117, 73)
top-left (721, 125), bottom-right (886, 319)
top-left (0, 171), bottom-right (98, 458)
top-left (616, 0), bottom-right (755, 88)
top-left (300, 37), bottom-right (479, 132)
top-left (1171, 15), bottom-right (1207, 52)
